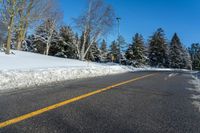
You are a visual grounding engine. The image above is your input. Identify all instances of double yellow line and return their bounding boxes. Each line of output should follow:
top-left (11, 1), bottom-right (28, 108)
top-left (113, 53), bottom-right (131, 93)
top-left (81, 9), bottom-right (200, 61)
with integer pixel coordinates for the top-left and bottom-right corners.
top-left (0, 73), bottom-right (155, 128)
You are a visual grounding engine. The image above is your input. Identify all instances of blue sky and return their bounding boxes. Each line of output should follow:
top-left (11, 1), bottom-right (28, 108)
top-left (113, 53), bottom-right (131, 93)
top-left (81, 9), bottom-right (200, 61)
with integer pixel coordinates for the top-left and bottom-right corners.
top-left (59, 0), bottom-right (200, 46)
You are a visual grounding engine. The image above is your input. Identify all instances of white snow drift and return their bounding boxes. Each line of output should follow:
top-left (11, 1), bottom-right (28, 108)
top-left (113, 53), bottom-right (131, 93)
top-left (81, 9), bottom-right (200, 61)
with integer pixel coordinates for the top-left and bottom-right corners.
top-left (0, 50), bottom-right (190, 91)
top-left (189, 74), bottom-right (200, 112)
top-left (0, 50), bottom-right (132, 91)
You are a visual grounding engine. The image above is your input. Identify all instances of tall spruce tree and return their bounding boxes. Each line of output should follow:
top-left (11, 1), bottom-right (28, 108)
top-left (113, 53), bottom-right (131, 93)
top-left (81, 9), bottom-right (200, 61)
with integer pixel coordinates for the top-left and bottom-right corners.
top-left (57, 26), bottom-right (77, 58)
top-left (86, 42), bottom-right (101, 62)
top-left (183, 47), bottom-right (192, 69)
top-left (125, 33), bottom-right (146, 67)
top-left (188, 43), bottom-right (200, 70)
top-left (148, 28), bottom-right (168, 67)
top-left (117, 35), bottom-right (127, 53)
top-left (100, 39), bottom-right (108, 62)
top-left (109, 40), bottom-right (120, 62)
top-left (169, 33), bottom-right (191, 69)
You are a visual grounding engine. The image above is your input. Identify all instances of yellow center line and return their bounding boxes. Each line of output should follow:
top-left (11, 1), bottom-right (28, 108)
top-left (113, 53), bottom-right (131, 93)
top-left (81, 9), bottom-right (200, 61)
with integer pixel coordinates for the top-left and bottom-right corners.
top-left (0, 73), bottom-right (155, 128)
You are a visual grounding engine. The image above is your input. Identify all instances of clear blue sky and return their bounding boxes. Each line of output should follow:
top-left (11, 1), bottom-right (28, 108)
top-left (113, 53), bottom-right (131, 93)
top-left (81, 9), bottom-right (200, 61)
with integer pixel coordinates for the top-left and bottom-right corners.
top-left (59, 0), bottom-right (200, 46)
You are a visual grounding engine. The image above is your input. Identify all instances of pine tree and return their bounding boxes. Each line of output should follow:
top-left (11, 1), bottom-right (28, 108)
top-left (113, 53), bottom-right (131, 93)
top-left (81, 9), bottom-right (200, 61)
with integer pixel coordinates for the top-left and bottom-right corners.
top-left (117, 35), bottom-right (127, 63)
top-left (125, 33), bottom-right (146, 67)
top-left (188, 43), bottom-right (200, 70)
top-left (22, 34), bottom-right (35, 52)
top-left (57, 26), bottom-right (77, 58)
top-left (169, 33), bottom-right (190, 69)
top-left (86, 42), bottom-right (101, 62)
top-left (117, 35), bottom-right (127, 53)
top-left (100, 39), bottom-right (108, 62)
top-left (148, 28), bottom-right (168, 67)
top-left (183, 48), bottom-right (192, 69)
top-left (108, 40), bottom-right (120, 63)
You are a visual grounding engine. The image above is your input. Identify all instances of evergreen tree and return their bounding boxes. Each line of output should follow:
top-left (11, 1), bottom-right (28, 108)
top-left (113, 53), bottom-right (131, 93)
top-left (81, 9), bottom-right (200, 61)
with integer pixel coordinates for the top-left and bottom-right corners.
top-left (148, 28), bottom-right (168, 67)
top-left (57, 26), bottom-right (77, 58)
top-left (125, 33), bottom-right (146, 67)
top-left (117, 35), bottom-right (127, 52)
top-left (21, 34), bottom-right (35, 52)
top-left (188, 43), bottom-right (200, 70)
top-left (169, 33), bottom-right (191, 69)
top-left (100, 39), bottom-right (108, 62)
top-left (108, 40), bottom-right (120, 62)
top-left (117, 35), bottom-right (127, 63)
top-left (86, 42), bottom-right (101, 62)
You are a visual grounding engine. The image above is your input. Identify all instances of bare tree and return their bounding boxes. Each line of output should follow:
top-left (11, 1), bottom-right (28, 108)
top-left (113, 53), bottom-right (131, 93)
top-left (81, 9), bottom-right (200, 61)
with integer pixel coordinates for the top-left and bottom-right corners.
top-left (0, 0), bottom-right (21, 54)
top-left (34, 19), bottom-right (57, 55)
top-left (34, 9), bottom-right (62, 55)
top-left (15, 0), bottom-right (61, 50)
top-left (15, 0), bottom-right (34, 50)
top-left (74, 0), bottom-right (115, 60)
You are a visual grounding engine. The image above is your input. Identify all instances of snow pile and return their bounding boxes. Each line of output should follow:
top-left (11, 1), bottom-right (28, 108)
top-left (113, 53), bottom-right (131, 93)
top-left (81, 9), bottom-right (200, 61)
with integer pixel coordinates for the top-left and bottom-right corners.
top-left (0, 66), bottom-right (130, 91)
top-left (0, 50), bottom-right (191, 91)
top-left (120, 65), bottom-right (190, 72)
top-left (188, 74), bottom-right (200, 112)
top-left (0, 51), bottom-right (131, 91)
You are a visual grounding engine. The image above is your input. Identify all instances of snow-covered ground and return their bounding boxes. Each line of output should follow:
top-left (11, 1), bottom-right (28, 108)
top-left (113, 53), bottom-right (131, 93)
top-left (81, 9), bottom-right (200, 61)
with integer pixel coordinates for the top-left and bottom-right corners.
top-left (0, 50), bottom-right (191, 92)
top-left (188, 73), bottom-right (200, 112)
top-left (0, 50), bottom-right (131, 91)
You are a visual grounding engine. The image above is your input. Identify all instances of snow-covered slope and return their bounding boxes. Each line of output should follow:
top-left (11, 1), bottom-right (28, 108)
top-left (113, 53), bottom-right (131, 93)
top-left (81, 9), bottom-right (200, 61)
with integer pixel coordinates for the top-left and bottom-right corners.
top-left (0, 50), bottom-right (191, 91)
top-left (0, 50), bottom-right (101, 70)
top-left (0, 51), bottom-right (131, 91)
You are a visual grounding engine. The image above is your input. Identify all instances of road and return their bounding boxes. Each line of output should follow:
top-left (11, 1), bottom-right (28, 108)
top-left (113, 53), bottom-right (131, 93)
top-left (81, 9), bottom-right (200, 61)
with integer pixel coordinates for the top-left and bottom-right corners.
top-left (0, 71), bottom-right (200, 133)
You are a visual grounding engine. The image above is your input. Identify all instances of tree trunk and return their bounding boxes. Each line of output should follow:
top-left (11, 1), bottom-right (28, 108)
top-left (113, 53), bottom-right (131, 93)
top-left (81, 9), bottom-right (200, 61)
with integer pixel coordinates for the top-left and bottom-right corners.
top-left (16, 29), bottom-right (23, 50)
top-left (6, 15), bottom-right (14, 54)
top-left (79, 31), bottom-right (87, 60)
top-left (46, 43), bottom-right (50, 55)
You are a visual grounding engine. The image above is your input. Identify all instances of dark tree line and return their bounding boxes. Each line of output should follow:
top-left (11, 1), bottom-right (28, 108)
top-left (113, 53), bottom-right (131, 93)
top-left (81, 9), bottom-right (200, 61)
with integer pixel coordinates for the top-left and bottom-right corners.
top-left (124, 28), bottom-right (192, 69)
top-left (0, 0), bottom-right (197, 70)
top-left (188, 43), bottom-right (200, 70)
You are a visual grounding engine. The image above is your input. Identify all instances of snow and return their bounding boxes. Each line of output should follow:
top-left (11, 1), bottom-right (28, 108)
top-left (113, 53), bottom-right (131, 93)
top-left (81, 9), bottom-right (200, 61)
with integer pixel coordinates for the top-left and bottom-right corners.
top-left (0, 50), bottom-right (101, 70)
top-left (189, 75), bottom-right (200, 93)
top-left (188, 73), bottom-right (200, 112)
top-left (168, 73), bottom-right (178, 78)
top-left (192, 101), bottom-right (200, 112)
top-left (0, 50), bottom-right (131, 91)
top-left (0, 50), bottom-right (191, 92)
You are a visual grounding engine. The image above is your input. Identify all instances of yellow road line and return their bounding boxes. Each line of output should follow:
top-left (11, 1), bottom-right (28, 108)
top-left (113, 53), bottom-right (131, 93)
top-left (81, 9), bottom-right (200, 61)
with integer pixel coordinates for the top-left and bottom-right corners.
top-left (0, 73), bottom-right (155, 128)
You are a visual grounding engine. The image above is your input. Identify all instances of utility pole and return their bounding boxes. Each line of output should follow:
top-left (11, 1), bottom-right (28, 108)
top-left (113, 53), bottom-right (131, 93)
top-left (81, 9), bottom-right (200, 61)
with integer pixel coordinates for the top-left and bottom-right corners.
top-left (116, 17), bottom-right (121, 64)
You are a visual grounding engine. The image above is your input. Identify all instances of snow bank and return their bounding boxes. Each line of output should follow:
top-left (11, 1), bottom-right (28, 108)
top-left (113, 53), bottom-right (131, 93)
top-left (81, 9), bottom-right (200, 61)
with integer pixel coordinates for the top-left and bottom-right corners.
top-left (188, 73), bottom-right (200, 112)
top-left (189, 74), bottom-right (200, 93)
top-left (0, 51), bottom-right (132, 91)
top-left (0, 50), bottom-right (191, 91)
top-left (0, 66), bottom-right (129, 91)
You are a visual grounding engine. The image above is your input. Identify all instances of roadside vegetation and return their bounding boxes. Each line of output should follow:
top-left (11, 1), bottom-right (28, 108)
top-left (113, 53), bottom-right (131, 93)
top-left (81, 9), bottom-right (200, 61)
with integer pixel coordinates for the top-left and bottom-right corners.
top-left (0, 0), bottom-right (199, 70)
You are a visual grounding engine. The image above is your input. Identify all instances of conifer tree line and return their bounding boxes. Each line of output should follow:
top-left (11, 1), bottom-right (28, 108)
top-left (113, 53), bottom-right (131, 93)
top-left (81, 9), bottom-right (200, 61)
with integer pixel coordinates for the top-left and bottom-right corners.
top-left (126, 28), bottom-right (192, 69)
top-left (0, 0), bottom-right (198, 70)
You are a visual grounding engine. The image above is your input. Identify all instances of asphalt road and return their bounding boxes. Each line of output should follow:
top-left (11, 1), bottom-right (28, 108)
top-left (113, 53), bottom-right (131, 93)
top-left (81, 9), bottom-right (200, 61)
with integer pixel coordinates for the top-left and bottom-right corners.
top-left (0, 71), bottom-right (200, 133)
